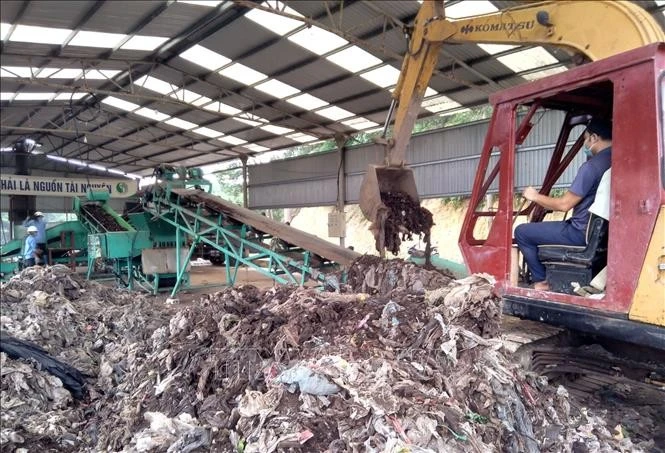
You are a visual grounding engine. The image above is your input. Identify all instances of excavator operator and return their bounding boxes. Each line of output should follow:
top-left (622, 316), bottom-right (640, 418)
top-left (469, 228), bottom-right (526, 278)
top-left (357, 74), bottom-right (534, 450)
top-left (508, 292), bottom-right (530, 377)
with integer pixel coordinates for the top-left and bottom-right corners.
top-left (515, 118), bottom-right (613, 291)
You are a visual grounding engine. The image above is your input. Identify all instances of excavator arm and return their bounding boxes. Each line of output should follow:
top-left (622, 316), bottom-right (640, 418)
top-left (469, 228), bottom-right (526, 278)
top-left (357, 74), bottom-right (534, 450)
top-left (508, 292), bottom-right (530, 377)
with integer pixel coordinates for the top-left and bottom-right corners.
top-left (360, 0), bottom-right (664, 252)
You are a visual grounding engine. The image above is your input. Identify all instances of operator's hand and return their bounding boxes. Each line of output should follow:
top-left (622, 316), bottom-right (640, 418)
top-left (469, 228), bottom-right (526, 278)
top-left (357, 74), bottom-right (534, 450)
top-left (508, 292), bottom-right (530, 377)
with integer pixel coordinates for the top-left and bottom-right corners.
top-left (522, 186), bottom-right (539, 202)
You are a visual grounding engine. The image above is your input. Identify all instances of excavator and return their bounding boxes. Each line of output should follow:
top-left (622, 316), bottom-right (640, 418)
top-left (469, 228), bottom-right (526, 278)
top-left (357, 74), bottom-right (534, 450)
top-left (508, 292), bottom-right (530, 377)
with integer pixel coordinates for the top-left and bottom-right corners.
top-left (358, 1), bottom-right (665, 351)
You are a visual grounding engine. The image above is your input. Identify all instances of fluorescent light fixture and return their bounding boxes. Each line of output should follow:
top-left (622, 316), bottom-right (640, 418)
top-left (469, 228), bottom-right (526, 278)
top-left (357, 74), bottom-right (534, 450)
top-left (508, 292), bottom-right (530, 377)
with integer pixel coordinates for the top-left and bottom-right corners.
top-left (101, 96), bottom-right (140, 111)
top-left (69, 30), bottom-right (127, 48)
top-left (177, 0), bottom-right (223, 6)
top-left (360, 65), bottom-right (401, 88)
top-left (120, 35), bottom-right (169, 51)
top-left (88, 164), bottom-right (108, 172)
top-left (164, 117), bottom-right (199, 130)
top-left (107, 168), bottom-right (126, 176)
top-left (180, 44), bottom-right (231, 71)
top-left (192, 127), bottom-right (223, 138)
top-left (0, 66), bottom-right (33, 77)
top-left (54, 92), bottom-right (87, 100)
top-left (126, 173), bottom-right (143, 179)
top-left (218, 63), bottom-right (267, 85)
top-left (216, 135), bottom-right (247, 145)
top-left (316, 105), bottom-right (354, 121)
top-left (445, 0), bottom-right (498, 19)
top-left (0, 92), bottom-right (15, 101)
top-left (10, 24), bottom-right (72, 45)
top-left (422, 95), bottom-right (462, 113)
top-left (260, 124), bottom-right (294, 135)
top-left (47, 155), bottom-right (68, 162)
top-left (245, 1), bottom-right (303, 36)
top-left (286, 93), bottom-right (328, 110)
top-left (244, 143), bottom-right (269, 152)
top-left (68, 159), bottom-right (87, 167)
top-left (48, 68), bottom-right (83, 79)
top-left (521, 66), bottom-right (568, 81)
top-left (326, 46), bottom-right (383, 73)
top-left (14, 92), bottom-right (55, 101)
top-left (203, 101), bottom-right (241, 116)
top-left (497, 47), bottom-right (558, 73)
top-left (288, 26), bottom-right (347, 55)
top-left (134, 75), bottom-right (174, 95)
top-left (84, 69), bottom-right (121, 79)
top-left (342, 117), bottom-right (379, 130)
top-left (254, 79), bottom-right (300, 98)
top-left (478, 43), bottom-right (519, 55)
top-left (0, 23), bottom-right (10, 41)
top-left (133, 107), bottom-right (170, 122)
top-left (286, 132), bottom-right (317, 143)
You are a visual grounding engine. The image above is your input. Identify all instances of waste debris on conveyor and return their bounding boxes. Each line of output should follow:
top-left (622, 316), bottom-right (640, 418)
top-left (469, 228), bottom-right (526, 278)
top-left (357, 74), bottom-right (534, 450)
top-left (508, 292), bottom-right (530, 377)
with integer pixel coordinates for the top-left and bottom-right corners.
top-left (81, 204), bottom-right (126, 231)
top-left (1, 264), bottom-right (659, 452)
top-left (380, 191), bottom-right (434, 256)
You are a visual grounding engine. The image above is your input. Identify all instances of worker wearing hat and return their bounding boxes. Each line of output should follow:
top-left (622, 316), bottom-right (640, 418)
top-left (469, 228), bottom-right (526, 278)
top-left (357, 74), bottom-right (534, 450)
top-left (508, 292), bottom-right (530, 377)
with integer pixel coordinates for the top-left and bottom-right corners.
top-left (23, 211), bottom-right (48, 265)
top-left (22, 225), bottom-right (39, 268)
top-left (515, 118), bottom-right (612, 291)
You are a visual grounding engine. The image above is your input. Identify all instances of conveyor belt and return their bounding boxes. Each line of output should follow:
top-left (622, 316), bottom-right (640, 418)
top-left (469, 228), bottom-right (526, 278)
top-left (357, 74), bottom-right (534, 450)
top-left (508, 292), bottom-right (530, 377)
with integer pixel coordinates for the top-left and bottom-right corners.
top-left (172, 189), bottom-right (360, 266)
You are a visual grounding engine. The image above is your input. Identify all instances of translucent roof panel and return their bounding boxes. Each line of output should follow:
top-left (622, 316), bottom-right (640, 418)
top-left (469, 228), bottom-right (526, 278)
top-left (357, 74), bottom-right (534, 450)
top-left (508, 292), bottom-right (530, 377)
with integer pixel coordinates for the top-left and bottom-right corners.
top-left (14, 92), bottom-right (55, 101)
top-left (203, 101), bottom-right (241, 116)
top-left (134, 107), bottom-right (170, 122)
top-left (287, 93), bottom-right (329, 110)
top-left (288, 26), bottom-right (348, 55)
top-left (218, 63), bottom-right (268, 85)
top-left (360, 65), bottom-right (401, 88)
top-left (101, 96), bottom-right (140, 111)
top-left (0, 93), bottom-right (15, 101)
top-left (316, 105), bottom-right (355, 121)
top-left (326, 46), bottom-right (383, 73)
top-left (445, 0), bottom-right (498, 19)
top-left (254, 79), bottom-right (300, 98)
top-left (121, 35), bottom-right (169, 51)
top-left (84, 69), bottom-right (121, 79)
top-left (422, 95), bottom-right (462, 113)
top-left (342, 117), bottom-right (379, 130)
top-left (164, 117), bottom-right (199, 130)
top-left (244, 1), bottom-right (303, 36)
top-left (68, 31), bottom-right (127, 48)
top-left (217, 135), bottom-right (247, 145)
top-left (134, 75), bottom-right (174, 95)
top-left (192, 127), bottom-right (224, 138)
top-left (0, 66), bottom-right (33, 77)
top-left (0, 23), bottom-right (10, 41)
top-left (497, 47), bottom-right (559, 73)
top-left (260, 124), bottom-right (294, 135)
top-left (478, 43), bottom-right (519, 55)
top-left (177, 0), bottom-right (224, 6)
top-left (521, 65), bottom-right (568, 81)
top-left (54, 92), bottom-right (87, 101)
top-left (244, 143), bottom-right (269, 152)
top-left (287, 132), bottom-right (317, 143)
top-left (9, 25), bottom-right (72, 45)
top-left (180, 45), bottom-right (231, 71)
top-left (48, 69), bottom-right (83, 79)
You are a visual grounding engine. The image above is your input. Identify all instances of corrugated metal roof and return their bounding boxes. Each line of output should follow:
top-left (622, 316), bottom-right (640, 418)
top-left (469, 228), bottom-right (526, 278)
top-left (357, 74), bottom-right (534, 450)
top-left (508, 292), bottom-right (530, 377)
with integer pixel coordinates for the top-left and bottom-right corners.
top-left (1, 0), bottom-right (662, 179)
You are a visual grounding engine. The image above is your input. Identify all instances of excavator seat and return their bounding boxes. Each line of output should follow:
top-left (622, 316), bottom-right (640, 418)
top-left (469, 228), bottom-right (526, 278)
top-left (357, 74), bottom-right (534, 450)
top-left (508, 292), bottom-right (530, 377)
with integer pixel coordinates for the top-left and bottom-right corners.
top-left (537, 214), bottom-right (609, 294)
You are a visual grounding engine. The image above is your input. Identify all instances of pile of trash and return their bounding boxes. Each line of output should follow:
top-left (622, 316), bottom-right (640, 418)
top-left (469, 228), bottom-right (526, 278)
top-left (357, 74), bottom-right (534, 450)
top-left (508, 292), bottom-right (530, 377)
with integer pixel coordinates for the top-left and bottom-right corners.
top-left (90, 275), bottom-right (650, 451)
top-left (0, 265), bottom-right (167, 451)
top-left (1, 265), bottom-right (658, 452)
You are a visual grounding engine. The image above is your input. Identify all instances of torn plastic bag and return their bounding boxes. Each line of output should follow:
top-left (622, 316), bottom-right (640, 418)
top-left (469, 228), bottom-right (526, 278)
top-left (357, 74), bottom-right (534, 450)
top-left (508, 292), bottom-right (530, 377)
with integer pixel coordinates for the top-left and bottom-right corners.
top-left (0, 334), bottom-right (88, 400)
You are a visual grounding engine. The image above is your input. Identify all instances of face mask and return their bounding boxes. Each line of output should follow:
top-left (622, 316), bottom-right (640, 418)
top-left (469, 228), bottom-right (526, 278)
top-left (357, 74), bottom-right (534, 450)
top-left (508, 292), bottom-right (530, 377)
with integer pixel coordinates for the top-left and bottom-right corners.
top-left (583, 146), bottom-right (593, 158)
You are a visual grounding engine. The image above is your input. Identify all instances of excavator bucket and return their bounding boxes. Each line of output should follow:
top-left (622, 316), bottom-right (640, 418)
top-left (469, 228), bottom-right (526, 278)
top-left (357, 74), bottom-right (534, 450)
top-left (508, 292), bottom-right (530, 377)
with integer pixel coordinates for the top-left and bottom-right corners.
top-left (359, 164), bottom-right (420, 251)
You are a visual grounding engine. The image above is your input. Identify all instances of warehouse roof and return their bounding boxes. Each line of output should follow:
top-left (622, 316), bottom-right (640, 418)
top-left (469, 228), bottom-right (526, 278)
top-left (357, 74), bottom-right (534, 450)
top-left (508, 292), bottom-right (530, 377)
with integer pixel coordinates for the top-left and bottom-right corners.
top-left (1, 0), bottom-right (663, 179)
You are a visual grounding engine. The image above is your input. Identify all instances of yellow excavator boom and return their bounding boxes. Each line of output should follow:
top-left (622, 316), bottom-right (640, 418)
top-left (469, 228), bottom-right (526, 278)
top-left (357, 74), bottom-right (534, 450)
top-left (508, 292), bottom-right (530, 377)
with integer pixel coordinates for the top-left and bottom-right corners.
top-left (360, 0), bottom-right (664, 253)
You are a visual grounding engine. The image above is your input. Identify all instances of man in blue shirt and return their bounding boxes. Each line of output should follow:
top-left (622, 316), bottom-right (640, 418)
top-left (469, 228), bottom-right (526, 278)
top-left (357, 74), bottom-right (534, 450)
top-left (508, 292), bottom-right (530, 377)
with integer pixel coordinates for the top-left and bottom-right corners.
top-left (515, 118), bottom-right (612, 291)
top-left (22, 225), bottom-right (38, 268)
top-left (23, 211), bottom-right (47, 264)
